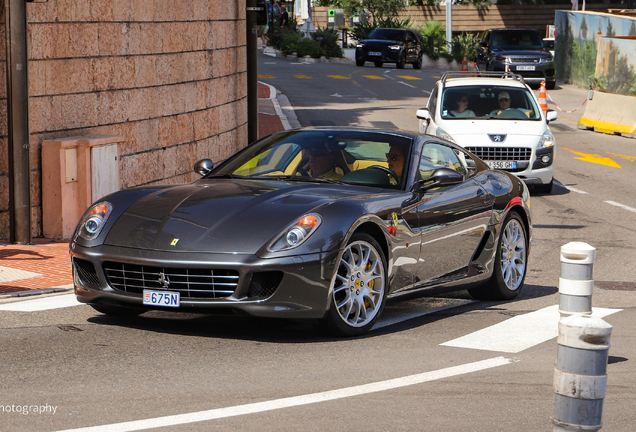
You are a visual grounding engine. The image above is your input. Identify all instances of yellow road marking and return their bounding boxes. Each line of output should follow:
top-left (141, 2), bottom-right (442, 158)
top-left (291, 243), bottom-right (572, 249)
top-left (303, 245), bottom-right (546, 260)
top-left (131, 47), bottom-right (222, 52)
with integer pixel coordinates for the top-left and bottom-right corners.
top-left (396, 76), bottom-right (421, 80)
top-left (258, 75), bottom-right (275, 79)
top-left (293, 75), bottom-right (312, 79)
top-left (608, 152), bottom-right (636, 162)
top-left (362, 75), bottom-right (385, 80)
top-left (327, 75), bottom-right (349, 79)
top-left (431, 75), bottom-right (441, 79)
top-left (563, 148), bottom-right (622, 168)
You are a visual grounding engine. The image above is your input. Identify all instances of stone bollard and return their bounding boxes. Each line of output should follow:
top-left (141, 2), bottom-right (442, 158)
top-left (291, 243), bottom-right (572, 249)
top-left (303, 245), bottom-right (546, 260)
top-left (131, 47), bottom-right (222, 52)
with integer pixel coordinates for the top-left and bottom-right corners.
top-left (552, 314), bottom-right (612, 431)
top-left (559, 242), bottom-right (596, 316)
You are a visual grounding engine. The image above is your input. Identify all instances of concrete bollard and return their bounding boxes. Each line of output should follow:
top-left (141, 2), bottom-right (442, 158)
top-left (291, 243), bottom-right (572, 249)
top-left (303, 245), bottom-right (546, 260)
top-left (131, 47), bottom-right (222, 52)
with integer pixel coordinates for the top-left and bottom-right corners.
top-left (559, 242), bottom-right (596, 316)
top-left (552, 314), bottom-right (612, 431)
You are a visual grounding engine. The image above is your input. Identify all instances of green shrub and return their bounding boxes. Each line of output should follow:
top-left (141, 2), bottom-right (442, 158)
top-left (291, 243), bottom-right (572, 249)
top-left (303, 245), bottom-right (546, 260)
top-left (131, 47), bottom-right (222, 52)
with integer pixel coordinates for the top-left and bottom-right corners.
top-left (351, 23), bottom-right (377, 41)
top-left (296, 38), bottom-right (323, 58)
top-left (419, 20), bottom-right (447, 58)
top-left (451, 32), bottom-right (481, 63)
top-left (376, 17), bottom-right (412, 29)
top-left (280, 34), bottom-right (302, 56)
top-left (313, 29), bottom-right (343, 58)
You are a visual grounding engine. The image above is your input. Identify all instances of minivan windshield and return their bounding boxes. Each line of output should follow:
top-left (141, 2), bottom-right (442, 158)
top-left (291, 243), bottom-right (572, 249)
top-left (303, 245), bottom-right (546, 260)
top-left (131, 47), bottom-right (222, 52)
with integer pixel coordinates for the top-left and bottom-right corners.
top-left (440, 86), bottom-right (541, 120)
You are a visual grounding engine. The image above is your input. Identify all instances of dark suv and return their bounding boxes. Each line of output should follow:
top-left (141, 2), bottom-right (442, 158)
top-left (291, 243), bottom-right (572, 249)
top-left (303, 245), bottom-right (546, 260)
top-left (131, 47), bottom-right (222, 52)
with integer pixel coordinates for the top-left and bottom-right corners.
top-left (477, 29), bottom-right (555, 89)
top-left (355, 28), bottom-right (424, 69)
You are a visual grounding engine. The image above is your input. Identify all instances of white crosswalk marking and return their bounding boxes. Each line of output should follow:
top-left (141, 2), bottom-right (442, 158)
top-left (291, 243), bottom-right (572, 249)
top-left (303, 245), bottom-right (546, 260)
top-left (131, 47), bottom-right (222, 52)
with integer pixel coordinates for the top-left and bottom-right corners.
top-left (0, 294), bottom-right (81, 312)
top-left (440, 305), bottom-right (621, 353)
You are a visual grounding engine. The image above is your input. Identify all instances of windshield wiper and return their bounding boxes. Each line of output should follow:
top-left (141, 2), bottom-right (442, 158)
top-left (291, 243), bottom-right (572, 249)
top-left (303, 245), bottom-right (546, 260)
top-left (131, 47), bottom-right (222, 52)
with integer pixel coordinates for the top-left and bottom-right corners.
top-left (205, 173), bottom-right (247, 179)
top-left (259, 175), bottom-right (344, 184)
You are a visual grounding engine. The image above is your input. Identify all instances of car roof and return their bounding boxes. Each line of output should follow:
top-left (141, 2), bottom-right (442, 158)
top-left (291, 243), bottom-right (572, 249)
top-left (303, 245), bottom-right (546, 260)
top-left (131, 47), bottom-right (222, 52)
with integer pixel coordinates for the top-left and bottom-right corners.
top-left (439, 72), bottom-right (529, 89)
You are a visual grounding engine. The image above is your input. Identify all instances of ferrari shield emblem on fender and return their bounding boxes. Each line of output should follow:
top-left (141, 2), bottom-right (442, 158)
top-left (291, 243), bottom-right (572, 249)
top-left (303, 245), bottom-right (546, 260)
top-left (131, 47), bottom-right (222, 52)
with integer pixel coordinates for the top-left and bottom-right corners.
top-left (170, 238), bottom-right (179, 246)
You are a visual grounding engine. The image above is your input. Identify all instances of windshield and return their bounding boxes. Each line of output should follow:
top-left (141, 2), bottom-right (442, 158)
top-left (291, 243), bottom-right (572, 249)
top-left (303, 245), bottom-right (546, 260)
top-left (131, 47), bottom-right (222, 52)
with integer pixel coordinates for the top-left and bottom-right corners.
top-left (440, 85), bottom-right (541, 120)
top-left (211, 130), bottom-right (413, 189)
top-left (367, 29), bottom-right (406, 41)
top-left (491, 30), bottom-right (544, 50)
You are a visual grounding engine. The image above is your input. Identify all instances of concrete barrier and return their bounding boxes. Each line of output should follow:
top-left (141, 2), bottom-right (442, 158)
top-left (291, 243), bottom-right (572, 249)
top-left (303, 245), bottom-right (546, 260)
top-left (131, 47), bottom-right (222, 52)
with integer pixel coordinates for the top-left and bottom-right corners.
top-left (578, 91), bottom-right (636, 138)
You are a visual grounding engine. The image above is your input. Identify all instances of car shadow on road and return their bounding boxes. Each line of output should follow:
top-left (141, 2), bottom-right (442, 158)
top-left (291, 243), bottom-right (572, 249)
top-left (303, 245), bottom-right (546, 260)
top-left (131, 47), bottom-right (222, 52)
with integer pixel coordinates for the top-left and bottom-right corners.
top-left (85, 283), bottom-right (558, 343)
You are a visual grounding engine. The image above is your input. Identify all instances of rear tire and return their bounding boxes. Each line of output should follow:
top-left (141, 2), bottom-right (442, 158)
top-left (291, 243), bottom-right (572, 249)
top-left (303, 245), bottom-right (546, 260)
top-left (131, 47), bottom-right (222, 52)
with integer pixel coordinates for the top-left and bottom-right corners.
top-left (468, 211), bottom-right (527, 301)
top-left (356, 59), bottom-right (365, 67)
top-left (396, 53), bottom-right (406, 69)
top-left (322, 233), bottom-right (387, 337)
top-left (90, 304), bottom-right (145, 317)
top-left (413, 54), bottom-right (423, 69)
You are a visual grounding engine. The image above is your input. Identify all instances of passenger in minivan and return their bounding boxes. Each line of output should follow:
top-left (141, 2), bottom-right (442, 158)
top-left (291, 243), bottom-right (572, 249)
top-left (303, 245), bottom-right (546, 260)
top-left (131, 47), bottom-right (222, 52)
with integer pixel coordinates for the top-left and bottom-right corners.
top-left (449, 93), bottom-right (476, 118)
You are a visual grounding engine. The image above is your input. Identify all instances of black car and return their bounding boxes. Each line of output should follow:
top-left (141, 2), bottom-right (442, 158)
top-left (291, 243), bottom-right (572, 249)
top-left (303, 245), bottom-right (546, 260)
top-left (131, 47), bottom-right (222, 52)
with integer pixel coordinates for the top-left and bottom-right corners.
top-left (355, 28), bottom-right (424, 69)
top-left (70, 127), bottom-right (531, 336)
top-left (477, 29), bottom-right (556, 89)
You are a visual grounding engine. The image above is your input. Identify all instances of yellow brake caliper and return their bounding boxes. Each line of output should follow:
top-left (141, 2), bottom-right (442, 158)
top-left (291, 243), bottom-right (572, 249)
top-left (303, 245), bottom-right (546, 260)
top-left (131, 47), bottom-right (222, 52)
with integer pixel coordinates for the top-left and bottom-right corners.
top-left (364, 261), bottom-right (374, 308)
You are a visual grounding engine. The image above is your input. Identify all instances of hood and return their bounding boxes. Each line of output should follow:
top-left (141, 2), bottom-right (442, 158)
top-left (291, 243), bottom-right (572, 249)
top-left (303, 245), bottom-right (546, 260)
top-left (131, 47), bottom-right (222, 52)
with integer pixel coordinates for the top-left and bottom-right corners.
top-left (492, 49), bottom-right (550, 57)
top-left (444, 120), bottom-right (548, 147)
top-left (362, 39), bottom-right (404, 46)
top-left (105, 179), bottom-right (364, 254)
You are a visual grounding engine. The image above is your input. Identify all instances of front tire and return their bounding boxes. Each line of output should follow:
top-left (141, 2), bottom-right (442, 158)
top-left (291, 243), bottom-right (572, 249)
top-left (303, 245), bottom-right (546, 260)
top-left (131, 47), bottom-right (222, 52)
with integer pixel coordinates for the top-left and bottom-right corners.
top-left (322, 233), bottom-right (387, 336)
top-left (374, 61), bottom-right (383, 68)
top-left (468, 211), bottom-right (527, 300)
top-left (356, 59), bottom-right (365, 67)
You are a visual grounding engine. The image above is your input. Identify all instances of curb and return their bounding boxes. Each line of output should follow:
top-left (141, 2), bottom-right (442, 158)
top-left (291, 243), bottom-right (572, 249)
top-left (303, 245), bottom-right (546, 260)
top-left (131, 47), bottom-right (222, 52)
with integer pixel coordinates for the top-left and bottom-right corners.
top-left (259, 81), bottom-right (301, 130)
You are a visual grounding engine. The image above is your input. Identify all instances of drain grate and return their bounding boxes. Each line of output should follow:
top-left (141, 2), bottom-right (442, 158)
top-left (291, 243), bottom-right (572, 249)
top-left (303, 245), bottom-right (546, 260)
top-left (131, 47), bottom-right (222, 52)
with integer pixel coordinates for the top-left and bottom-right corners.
top-left (595, 281), bottom-right (636, 291)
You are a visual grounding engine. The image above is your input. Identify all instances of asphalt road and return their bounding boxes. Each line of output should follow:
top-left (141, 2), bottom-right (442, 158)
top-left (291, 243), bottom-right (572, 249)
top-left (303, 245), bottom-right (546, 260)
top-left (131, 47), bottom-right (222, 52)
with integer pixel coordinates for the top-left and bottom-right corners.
top-left (0, 55), bottom-right (635, 432)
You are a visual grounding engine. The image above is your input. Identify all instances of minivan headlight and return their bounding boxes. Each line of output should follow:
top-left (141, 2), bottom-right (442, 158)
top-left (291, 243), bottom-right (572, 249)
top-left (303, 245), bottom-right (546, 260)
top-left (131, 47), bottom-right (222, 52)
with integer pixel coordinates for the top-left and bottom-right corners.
top-left (436, 128), bottom-right (456, 143)
top-left (538, 131), bottom-right (555, 148)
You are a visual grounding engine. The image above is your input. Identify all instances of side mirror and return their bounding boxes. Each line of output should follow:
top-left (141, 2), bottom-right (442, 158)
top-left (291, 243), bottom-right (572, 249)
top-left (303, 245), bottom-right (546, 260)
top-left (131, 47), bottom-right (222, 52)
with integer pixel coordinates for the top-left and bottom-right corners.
top-left (194, 159), bottom-right (214, 176)
top-left (466, 158), bottom-right (477, 170)
top-left (416, 108), bottom-right (430, 120)
top-left (412, 168), bottom-right (464, 193)
top-left (546, 109), bottom-right (558, 123)
top-left (479, 41), bottom-right (487, 48)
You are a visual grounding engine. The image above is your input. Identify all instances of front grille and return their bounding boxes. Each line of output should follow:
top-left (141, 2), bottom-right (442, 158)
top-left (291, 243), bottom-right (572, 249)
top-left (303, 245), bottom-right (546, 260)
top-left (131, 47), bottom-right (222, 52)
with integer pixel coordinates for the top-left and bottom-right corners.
top-left (248, 272), bottom-right (283, 299)
top-left (73, 258), bottom-right (100, 288)
top-left (509, 56), bottom-right (540, 63)
top-left (103, 262), bottom-right (239, 299)
top-left (466, 147), bottom-right (532, 161)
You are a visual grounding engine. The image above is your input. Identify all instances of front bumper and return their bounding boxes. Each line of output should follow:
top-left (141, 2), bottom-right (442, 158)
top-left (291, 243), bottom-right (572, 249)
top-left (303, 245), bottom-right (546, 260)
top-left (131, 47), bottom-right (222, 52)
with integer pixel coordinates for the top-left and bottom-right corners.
top-left (356, 47), bottom-right (402, 63)
top-left (71, 244), bottom-right (339, 319)
top-left (466, 145), bottom-right (554, 185)
top-left (491, 61), bottom-right (555, 84)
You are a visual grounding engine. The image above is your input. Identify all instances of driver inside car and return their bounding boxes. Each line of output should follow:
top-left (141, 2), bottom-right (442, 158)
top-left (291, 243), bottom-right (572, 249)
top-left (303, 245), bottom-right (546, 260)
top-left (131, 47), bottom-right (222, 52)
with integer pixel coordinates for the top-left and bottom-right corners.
top-left (386, 143), bottom-right (407, 184)
top-left (306, 142), bottom-right (343, 180)
top-left (490, 91), bottom-right (532, 118)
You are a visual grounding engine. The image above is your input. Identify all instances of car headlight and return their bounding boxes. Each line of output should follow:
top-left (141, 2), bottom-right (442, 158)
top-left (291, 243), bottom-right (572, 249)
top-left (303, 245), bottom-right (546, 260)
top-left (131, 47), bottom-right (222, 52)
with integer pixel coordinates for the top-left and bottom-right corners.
top-left (540, 57), bottom-right (554, 64)
top-left (538, 131), bottom-right (555, 148)
top-left (389, 45), bottom-right (401, 50)
top-left (495, 55), bottom-right (510, 63)
top-left (436, 128), bottom-right (455, 143)
top-left (356, 43), bottom-right (363, 48)
top-left (268, 214), bottom-right (322, 252)
top-left (77, 202), bottom-right (113, 240)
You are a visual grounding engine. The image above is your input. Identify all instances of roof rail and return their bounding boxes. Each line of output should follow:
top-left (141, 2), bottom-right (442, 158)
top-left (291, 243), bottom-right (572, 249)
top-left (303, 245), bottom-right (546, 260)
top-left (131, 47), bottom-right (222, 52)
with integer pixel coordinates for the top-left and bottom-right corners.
top-left (440, 71), bottom-right (526, 86)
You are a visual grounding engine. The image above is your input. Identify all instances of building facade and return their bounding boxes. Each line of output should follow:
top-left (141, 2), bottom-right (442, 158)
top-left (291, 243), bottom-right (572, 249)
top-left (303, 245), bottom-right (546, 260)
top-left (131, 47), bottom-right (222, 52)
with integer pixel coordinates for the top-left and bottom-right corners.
top-left (0, 0), bottom-right (248, 241)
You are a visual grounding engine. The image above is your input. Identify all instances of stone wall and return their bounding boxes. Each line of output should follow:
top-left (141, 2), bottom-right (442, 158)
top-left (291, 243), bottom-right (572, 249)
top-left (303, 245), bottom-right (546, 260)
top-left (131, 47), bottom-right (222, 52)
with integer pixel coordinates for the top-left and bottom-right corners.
top-left (0, 0), bottom-right (247, 241)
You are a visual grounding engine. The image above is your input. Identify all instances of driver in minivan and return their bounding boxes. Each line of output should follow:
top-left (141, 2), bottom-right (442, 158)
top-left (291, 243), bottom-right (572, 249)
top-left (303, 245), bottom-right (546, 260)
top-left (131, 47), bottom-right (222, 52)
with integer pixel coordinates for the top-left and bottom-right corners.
top-left (490, 91), bottom-right (532, 118)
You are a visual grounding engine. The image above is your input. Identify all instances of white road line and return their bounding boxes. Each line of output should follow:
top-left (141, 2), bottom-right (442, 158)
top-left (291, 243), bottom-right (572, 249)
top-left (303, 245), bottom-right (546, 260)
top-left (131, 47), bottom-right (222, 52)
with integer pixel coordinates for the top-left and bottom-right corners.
top-left (54, 356), bottom-right (512, 432)
top-left (398, 81), bottom-right (416, 88)
top-left (605, 201), bottom-right (636, 214)
top-left (0, 294), bottom-right (81, 312)
top-left (440, 305), bottom-right (621, 353)
top-left (422, 90), bottom-right (431, 95)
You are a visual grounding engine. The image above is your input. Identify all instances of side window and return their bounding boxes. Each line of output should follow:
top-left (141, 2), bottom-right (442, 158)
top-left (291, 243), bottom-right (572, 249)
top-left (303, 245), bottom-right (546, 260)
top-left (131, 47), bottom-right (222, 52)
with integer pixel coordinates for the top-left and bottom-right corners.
top-left (420, 143), bottom-right (466, 179)
top-left (427, 85), bottom-right (438, 121)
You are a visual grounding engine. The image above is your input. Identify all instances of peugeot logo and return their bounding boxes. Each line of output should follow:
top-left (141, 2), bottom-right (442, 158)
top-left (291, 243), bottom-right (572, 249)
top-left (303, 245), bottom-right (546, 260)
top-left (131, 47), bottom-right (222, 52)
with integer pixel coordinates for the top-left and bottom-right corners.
top-left (489, 134), bottom-right (507, 143)
top-left (158, 272), bottom-right (170, 288)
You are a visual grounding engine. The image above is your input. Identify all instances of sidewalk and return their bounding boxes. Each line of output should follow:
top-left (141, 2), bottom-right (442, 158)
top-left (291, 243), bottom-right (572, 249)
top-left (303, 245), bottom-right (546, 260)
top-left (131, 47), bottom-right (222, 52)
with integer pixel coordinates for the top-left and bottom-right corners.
top-left (0, 81), bottom-right (291, 298)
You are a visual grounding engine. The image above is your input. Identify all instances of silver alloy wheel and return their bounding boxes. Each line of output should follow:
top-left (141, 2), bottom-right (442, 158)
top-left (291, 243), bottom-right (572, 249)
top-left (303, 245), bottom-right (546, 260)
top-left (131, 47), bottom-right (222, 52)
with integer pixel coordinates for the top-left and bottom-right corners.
top-left (332, 240), bottom-right (386, 328)
top-left (500, 218), bottom-right (527, 291)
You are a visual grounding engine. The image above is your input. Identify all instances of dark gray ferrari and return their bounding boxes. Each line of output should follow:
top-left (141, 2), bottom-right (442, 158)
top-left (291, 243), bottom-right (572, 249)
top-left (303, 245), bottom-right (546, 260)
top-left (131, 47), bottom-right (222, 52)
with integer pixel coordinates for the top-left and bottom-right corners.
top-left (70, 127), bottom-right (531, 336)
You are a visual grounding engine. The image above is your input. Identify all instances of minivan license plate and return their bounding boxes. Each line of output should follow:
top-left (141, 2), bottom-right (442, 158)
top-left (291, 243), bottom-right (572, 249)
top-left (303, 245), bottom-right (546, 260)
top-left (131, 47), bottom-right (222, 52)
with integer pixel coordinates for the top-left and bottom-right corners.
top-left (143, 290), bottom-right (180, 308)
top-left (487, 160), bottom-right (517, 170)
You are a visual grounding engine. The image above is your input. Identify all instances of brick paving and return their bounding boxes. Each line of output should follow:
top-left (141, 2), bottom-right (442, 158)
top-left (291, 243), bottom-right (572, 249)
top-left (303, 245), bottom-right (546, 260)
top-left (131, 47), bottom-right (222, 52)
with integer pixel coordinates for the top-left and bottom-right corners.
top-left (0, 82), bottom-right (287, 297)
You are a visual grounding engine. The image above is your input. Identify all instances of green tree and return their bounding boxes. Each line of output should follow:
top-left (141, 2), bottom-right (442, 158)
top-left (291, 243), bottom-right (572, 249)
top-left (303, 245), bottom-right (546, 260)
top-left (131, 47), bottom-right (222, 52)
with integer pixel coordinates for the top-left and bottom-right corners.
top-left (315, 0), bottom-right (406, 25)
